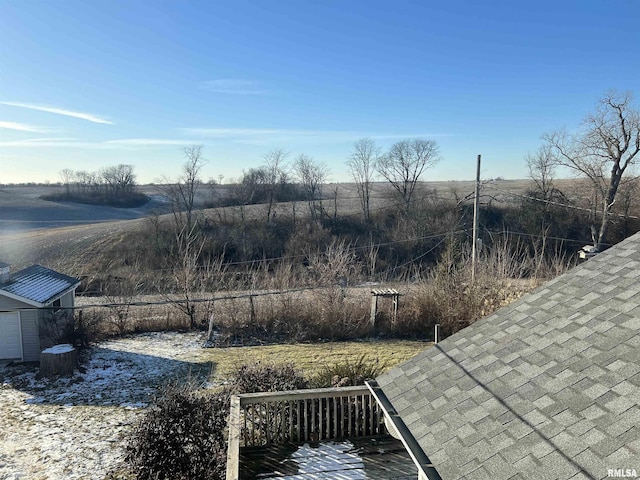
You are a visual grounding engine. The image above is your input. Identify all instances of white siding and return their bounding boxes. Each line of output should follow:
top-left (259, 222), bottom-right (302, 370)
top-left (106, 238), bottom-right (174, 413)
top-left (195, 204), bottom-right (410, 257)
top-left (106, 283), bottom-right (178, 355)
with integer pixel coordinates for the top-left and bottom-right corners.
top-left (20, 310), bottom-right (40, 361)
top-left (0, 290), bottom-right (77, 362)
top-left (0, 312), bottom-right (22, 360)
top-left (0, 295), bottom-right (39, 361)
top-left (0, 295), bottom-right (33, 311)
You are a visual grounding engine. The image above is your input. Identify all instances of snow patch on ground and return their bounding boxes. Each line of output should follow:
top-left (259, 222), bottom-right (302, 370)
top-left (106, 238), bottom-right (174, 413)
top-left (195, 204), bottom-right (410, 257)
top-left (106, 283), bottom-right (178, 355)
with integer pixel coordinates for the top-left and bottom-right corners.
top-left (41, 344), bottom-right (75, 355)
top-left (0, 331), bottom-right (209, 480)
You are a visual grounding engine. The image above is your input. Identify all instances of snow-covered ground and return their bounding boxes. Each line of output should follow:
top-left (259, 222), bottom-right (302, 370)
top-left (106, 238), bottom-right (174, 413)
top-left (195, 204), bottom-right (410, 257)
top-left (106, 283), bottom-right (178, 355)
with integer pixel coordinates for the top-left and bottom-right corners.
top-left (0, 332), bottom-right (211, 480)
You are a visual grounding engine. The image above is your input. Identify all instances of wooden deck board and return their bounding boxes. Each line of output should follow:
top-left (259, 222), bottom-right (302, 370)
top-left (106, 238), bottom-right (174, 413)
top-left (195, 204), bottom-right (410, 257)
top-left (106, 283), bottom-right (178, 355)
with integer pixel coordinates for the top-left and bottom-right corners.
top-left (240, 435), bottom-right (417, 479)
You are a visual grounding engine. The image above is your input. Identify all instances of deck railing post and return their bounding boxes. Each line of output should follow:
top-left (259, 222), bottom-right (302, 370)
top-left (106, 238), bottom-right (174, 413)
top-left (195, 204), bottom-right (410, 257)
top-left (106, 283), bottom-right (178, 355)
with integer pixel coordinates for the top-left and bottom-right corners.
top-left (231, 386), bottom-right (386, 477)
top-left (226, 395), bottom-right (241, 480)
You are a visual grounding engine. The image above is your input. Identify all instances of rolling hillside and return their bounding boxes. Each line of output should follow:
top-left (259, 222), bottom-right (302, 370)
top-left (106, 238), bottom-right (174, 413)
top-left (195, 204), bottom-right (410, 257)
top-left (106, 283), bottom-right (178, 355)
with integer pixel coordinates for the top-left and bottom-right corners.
top-left (0, 178), bottom-right (584, 273)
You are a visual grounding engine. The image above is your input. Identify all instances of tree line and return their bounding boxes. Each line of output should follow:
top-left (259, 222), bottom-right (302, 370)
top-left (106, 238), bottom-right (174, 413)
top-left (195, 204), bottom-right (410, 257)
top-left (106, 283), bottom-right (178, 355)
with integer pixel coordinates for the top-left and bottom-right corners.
top-left (45, 163), bottom-right (148, 207)
top-left (213, 88), bottom-right (640, 257)
top-left (55, 89), bottom-right (640, 294)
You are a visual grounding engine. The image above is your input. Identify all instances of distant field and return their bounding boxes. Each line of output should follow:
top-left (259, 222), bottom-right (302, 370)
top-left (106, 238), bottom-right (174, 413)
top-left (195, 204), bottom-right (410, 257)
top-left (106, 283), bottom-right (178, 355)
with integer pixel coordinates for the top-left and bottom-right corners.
top-left (0, 179), bottom-right (542, 268)
top-left (0, 184), bottom-right (170, 232)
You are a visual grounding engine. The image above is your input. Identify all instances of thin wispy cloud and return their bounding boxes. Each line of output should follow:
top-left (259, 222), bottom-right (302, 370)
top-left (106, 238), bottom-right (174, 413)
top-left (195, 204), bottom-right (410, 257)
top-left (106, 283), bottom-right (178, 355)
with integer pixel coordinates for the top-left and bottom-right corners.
top-left (0, 138), bottom-right (196, 148)
top-left (368, 132), bottom-right (454, 140)
top-left (183, 128), bottom-right (329, 137)
top-left (104, 138), bottom-right (197, 146)
top-left (200, 79), bottom-right (267, 95)
top-left (181, 127), bottom-right (453, 145)
top-left (0, 121), bottom-right (50, 133)
top-left (0, 102), bottom-right (113, 125)
top-left (0, 138), bottom-right (91, 148)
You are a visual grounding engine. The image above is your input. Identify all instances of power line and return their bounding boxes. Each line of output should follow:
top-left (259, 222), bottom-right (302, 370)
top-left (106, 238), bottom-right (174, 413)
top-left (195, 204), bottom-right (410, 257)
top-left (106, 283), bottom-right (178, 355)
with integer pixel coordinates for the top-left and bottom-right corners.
top-left (483, 181), bottom-right (640, 219)
top-left (90, 227), bottom-right (468, 273)
top-left (0, 284), bottom-right (340, 313)
top-left (483, 229), bottom-right (614, 247)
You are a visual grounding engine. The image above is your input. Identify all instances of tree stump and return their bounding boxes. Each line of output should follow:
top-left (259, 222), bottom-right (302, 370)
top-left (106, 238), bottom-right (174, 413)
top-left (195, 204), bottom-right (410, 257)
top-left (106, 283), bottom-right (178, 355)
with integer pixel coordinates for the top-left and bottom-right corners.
top-left (39, 344), bottom-right (77, 377)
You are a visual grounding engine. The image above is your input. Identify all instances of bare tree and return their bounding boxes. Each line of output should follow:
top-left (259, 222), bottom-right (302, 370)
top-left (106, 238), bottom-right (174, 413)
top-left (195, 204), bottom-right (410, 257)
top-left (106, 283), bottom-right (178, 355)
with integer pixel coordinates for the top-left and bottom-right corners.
top-left (103, 268), bottom-right (144, 335)
top-left (309, 239), bottom-right (357, 306)
top-left (155, 146), bottom-right (209, 328)
top-left (348, 138), bottom-right (379, 222)
top-left (168, 225), bottom-right (204, 330)
top-left (165, 227), bottom-right (227, 332)
top-left (231, 167), bottom-right (267, 211)
top-left (102, 164), bottom-right (136, 196)
top-left (263, 148), bottom-right (289, 223)
top-left (525, 146), bottom-right (564, 273)
top-left (59, 168), bottom-right (74, 194)
top-left (74, 170), bottom-right (91, 194)
top-left (543, 91), bottom-right (640, 250)
top-left (164, 145), bottom-right (207, 233)
top-left (376, 138), bottom-right (440, 212)
top-left (293, 154), bottom-right (329, 221)
top-left (526, 145), bottom-right (557, 203)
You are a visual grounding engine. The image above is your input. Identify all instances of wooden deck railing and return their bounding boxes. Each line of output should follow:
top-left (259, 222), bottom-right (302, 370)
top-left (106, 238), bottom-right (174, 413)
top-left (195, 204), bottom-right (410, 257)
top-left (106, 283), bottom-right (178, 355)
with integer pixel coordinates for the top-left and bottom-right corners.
top-left (226, 386), bottom-right (386, 480)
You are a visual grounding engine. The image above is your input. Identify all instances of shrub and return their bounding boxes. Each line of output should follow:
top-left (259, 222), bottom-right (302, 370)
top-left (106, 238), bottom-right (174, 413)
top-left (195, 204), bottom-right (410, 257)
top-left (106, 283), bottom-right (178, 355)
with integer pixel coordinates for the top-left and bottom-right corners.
top-left (228, 361), bottom-right (309, 394)
top-left (311, 354), bottom-right (384, 388)
top-left (125, 361), bottom-right (308, 479)
top-left (125, 383), bottom-right (229, 480)
top-left (71, 309), bottom-right (107, 346)
top-left (394, 238), bottom-right (544, 338)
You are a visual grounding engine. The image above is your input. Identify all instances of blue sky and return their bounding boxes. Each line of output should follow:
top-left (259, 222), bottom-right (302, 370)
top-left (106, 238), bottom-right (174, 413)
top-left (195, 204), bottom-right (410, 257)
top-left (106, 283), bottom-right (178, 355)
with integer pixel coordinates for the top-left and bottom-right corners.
top-left (1, 0), bottom-right (639, 184)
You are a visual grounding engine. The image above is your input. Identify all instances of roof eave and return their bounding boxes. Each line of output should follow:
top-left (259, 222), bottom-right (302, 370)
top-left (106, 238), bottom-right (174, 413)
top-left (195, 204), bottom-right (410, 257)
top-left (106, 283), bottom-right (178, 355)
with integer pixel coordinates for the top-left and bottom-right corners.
top-left (0, 280), bottom-right (80, 308)
top-left (0, 289), bottom-right (44, 308)
top-left (366, 380), bottom-right (443, 480)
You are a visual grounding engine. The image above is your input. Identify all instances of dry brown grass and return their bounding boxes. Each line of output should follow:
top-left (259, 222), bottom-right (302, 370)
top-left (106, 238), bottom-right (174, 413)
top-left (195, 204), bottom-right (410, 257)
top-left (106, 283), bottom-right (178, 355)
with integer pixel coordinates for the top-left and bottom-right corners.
top-left (0, 179), bottom-right (552, 269)
top-left (202, 339), bottom-right (428, 383)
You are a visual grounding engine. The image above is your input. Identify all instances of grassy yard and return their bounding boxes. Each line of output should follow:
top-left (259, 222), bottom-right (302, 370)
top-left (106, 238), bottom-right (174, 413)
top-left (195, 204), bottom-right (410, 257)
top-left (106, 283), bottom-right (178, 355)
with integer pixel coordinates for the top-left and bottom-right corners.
top-left (200, 339), bottom-right (430, 385)
top-left (1, 332), bottom-right (429, 480)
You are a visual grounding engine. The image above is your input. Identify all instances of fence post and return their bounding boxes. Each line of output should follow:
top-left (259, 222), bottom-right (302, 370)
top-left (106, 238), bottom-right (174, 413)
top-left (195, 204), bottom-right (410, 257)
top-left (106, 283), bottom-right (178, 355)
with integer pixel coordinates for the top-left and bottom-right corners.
top-left (370, 295), bottom-right (378, 326)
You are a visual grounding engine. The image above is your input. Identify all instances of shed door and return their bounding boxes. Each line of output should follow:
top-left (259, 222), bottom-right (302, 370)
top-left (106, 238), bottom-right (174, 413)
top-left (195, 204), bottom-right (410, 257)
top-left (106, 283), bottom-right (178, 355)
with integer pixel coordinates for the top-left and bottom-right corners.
top-left (0, 312), bottom-right (22, 360)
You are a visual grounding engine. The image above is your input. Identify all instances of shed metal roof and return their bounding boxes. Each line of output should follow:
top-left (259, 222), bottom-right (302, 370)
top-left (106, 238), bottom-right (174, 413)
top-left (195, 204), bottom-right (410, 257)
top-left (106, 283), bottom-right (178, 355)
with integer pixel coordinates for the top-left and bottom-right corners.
top-left (0, 265), bottom-right (80, 306)
top-left (376, 232), bottom-right (640, 480)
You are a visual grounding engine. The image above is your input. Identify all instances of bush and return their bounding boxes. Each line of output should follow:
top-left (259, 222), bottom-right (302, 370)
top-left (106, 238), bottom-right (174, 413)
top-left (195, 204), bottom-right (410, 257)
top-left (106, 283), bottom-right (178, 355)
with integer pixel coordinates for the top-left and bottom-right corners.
top-left (228, 362), bottom-right (309, 394)
top-left (125, 362), bottom-right (308, 479)
top-left (394, 238), bottom-right (544, 338)
top-left (311, 354), bottom-right (384, 388)
top-left (125, 383), bottom-right (229, 480)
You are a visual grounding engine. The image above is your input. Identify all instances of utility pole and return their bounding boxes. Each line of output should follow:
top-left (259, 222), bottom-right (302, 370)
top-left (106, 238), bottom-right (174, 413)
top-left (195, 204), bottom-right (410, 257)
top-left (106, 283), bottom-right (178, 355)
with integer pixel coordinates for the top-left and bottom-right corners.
top-left (471, 155), bottom-right (481, 284)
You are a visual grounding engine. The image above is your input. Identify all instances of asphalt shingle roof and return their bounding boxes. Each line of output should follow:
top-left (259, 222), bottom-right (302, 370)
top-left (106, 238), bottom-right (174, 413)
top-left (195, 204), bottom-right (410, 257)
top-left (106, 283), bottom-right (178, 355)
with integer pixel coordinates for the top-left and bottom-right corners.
top-left (376, 233), bottom-right (640, 480)
top-left (0, 265), bottom-right (80, 305)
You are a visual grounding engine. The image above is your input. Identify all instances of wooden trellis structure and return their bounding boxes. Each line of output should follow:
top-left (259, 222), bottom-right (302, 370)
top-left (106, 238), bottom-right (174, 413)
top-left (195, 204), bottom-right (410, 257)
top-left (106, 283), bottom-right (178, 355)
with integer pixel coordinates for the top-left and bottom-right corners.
top-left (370, 288), bottom-right (401, 326)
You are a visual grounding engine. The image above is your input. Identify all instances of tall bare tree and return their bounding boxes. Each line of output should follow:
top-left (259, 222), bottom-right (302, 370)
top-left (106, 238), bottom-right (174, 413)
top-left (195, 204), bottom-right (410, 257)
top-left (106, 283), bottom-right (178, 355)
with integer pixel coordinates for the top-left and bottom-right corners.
top-left (525, 145), bottom-right (564, 273)
top-left (102, 164), bottom-right (136, 196)
top-left (165, 145), bottom-right (207, 233)
top-left (526, 145), bottom-right (557, 204)
top-left (263, 148), bottom-right (289, 223)
top-left (293, 154), bottom-right (329, 221)
top-left (157, 146), bottom-right (209, 328)
top-left (376, 138), bottom-right (440, 213)
top-left (59, 168), bottom-right (74, 194)
top-left (348, 138), bottom-right (379, 223)
top-left (543, 91), bottom-right (640, 250)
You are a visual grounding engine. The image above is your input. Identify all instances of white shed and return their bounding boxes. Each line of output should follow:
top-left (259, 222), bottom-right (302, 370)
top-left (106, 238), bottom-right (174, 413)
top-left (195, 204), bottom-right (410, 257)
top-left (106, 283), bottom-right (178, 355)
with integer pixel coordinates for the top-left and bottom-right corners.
top-left (0, 264), bottom-right (80, 362)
